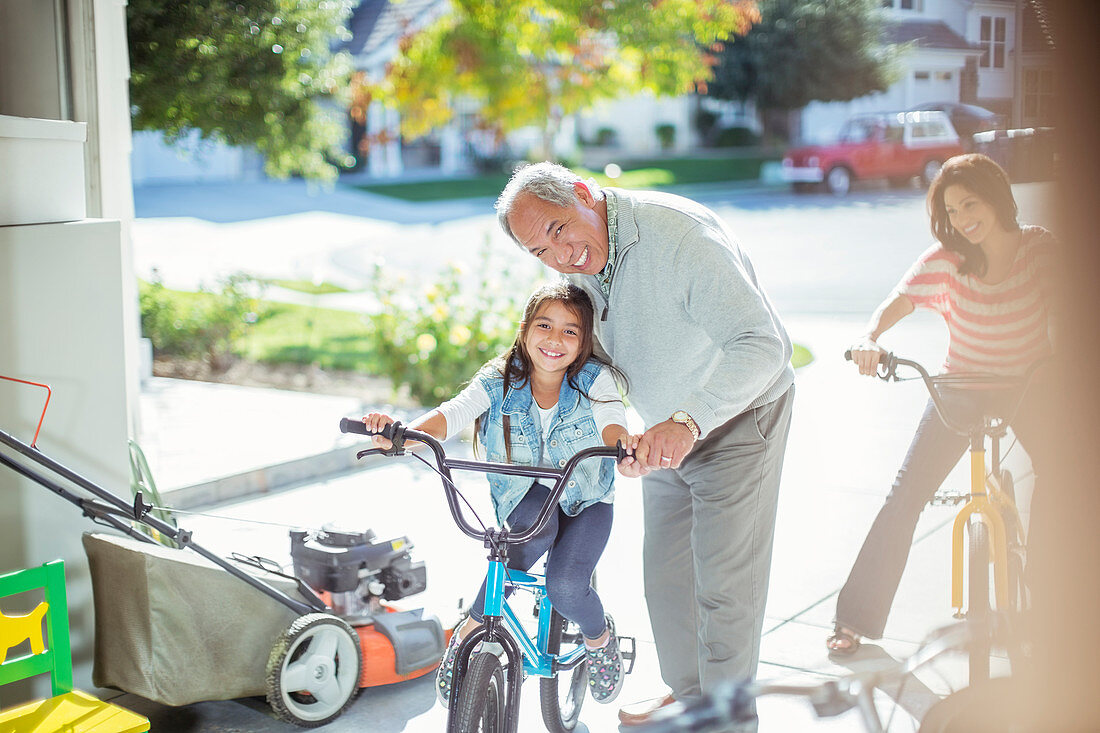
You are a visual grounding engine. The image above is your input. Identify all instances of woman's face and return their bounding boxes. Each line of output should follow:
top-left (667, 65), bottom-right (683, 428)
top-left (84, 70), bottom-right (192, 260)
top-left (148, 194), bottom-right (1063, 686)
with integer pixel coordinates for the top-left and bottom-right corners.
top-left (523, 300), bottom-right (584, 378)
top-left (943, 183), bottom-right (1003, 245)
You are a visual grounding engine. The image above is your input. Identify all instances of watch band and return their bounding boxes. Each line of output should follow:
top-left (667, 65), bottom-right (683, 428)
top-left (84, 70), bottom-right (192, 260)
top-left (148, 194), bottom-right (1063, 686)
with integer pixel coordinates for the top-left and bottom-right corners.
top-left (671, 410), bottom-right (700, 440)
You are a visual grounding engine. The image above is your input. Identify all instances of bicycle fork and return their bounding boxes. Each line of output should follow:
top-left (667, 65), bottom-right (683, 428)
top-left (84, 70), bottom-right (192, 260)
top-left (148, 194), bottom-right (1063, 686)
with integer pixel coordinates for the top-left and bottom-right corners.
top-left (446, 558), bottom-right (525, 733)
top-left (950, 434), bottom-right (1010, 616)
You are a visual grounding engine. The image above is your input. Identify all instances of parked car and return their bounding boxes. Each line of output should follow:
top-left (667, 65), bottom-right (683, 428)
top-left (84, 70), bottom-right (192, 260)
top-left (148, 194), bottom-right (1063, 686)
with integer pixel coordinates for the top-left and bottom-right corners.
top-left (908, 102), bottom-right (1006, 145)
top-left (781, 111), bottom-right (965, 195)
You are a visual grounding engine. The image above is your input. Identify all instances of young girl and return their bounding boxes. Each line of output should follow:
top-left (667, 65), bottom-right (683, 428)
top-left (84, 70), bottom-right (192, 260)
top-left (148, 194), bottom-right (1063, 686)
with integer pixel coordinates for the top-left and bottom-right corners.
top-left (827, 153), bottom-right (1059, 655)
top-left (363, 282), bottom-right (637, 705)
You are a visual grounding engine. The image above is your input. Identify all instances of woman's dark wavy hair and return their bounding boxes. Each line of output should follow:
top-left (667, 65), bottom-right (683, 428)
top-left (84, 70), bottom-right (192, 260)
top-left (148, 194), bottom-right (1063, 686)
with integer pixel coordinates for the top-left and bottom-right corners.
top-left (927, 153), bottom-right (1020, 277)
top-left (474, 281), bottom-right (626, 461)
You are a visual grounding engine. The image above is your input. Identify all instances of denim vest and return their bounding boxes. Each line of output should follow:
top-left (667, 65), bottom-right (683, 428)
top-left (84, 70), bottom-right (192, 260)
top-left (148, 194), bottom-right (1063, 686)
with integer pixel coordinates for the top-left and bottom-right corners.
top-left (476, 359), bottom-right (616, 525)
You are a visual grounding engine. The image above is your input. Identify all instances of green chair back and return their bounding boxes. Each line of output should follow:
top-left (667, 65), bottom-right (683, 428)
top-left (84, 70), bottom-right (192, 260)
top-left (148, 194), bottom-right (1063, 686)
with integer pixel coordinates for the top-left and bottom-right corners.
top-left (0, 559), bottom-right (73, 696)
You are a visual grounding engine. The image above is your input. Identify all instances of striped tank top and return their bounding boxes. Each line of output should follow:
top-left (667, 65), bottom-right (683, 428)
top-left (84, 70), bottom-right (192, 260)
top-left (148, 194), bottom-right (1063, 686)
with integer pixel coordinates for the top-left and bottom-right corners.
top-left (895, 225), bottom-right (1055, 375)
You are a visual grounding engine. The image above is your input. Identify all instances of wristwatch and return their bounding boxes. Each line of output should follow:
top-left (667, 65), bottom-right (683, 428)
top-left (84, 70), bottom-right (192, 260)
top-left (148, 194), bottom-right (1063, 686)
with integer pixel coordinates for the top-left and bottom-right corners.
top-left (670, 410), bottom-right (700, 440)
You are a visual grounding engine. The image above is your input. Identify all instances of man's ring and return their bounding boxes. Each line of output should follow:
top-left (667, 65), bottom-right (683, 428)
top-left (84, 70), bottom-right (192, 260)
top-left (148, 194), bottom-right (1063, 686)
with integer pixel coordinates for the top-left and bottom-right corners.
top-left (660, 455), bottom-right (672, 463)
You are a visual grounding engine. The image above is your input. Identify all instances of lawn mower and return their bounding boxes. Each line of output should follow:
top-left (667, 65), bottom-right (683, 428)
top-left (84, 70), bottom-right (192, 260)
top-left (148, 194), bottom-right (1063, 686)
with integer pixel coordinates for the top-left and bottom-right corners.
top-left (0, 375), bottom-right (445, 727)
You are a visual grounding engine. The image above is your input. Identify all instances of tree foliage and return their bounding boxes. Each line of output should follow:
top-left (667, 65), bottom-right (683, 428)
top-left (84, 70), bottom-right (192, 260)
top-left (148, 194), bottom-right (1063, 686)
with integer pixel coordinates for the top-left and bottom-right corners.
top-left (128, 0), bottom-right (355, 182)
top-left (707, 0), bottom-right (900, 113)
top-left (354, 0), bottom-right (759, 157)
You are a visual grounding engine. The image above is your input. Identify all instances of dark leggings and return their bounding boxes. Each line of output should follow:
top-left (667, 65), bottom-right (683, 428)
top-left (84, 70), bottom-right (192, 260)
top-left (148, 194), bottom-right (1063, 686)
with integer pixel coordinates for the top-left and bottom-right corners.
top-left (468, 483), bottom-right (613, 639)
top-left (835, 382), bottom-right (1055, 639)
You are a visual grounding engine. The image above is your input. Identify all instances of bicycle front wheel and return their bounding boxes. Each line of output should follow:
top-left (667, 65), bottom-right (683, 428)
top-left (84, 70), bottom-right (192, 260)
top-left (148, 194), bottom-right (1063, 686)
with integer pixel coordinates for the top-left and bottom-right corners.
top-left (453, 652), bottom-right (506, 733)
top-left (539, 609), bottom-right (587, 732)
top-left (968, 518), bottom-right (991, 685)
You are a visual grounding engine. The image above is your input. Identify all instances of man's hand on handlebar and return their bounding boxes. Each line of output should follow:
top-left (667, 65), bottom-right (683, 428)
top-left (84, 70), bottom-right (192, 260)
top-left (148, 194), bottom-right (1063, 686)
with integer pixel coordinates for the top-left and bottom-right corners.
top-left (847, 337), bottom-right (885, 377)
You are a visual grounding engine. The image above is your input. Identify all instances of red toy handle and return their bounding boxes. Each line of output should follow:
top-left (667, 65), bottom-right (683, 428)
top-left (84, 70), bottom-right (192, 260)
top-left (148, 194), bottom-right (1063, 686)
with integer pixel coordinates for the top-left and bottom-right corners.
top-left (0, 375), bottom-right (52, 448)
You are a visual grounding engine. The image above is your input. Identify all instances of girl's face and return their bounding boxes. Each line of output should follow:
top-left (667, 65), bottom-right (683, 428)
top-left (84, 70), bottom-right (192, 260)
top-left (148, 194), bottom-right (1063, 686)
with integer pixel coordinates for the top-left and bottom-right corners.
top-left (944, 183), bottom-right (1003, 245)
top-left (523, 300), bottom-right (584, 378)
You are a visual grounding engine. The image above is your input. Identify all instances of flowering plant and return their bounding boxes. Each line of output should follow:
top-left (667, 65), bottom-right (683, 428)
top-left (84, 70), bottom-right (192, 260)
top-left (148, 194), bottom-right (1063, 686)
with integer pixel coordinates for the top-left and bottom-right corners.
top-left (366, 243), bottom-right (536, 405)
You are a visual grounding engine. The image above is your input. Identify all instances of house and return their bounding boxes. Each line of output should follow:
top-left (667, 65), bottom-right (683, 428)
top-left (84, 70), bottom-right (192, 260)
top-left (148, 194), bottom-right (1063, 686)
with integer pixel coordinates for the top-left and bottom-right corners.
top-left (798, 0), bottom-right (1056, 145)
top-left (342, 0), bottom-right (700, 177)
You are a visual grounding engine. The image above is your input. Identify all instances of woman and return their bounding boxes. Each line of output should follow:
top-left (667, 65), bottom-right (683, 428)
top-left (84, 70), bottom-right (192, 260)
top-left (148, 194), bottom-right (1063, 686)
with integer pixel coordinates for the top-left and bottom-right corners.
top-left (827, 154), bottom-right (1058, 654)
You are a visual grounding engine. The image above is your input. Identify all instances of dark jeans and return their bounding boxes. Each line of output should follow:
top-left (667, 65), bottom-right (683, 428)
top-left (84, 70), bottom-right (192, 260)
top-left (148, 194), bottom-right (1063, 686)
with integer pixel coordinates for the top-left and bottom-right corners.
top-left (468, 482), bottom-right (613, 639)
top-left (835, 383), bottom-right (1055, 639)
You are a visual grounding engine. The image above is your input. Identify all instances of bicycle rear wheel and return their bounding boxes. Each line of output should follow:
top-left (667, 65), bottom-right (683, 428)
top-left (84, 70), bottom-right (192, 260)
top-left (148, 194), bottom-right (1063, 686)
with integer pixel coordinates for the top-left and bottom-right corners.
top-left (539, 609), bottom-right (586, 732)
top-left (453, 652), bottom-right (506, 733)
top-left (968, 518), bottom-right (991, 685)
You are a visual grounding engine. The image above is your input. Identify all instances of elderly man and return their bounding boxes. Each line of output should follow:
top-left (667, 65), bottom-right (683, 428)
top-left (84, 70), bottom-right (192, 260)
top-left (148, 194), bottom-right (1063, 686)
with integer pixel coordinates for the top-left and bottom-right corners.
top-left (495, 162), bottom-right (795, 726)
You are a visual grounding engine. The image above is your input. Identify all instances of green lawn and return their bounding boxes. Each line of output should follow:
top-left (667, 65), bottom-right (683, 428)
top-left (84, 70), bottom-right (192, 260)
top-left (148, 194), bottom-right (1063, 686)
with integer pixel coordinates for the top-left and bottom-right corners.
top-left (352, 155), bottom-right (777, 202)
top-left (146, 284), bottom-right (812, 383)
top-left (241, 301), bottom-right (379, 372)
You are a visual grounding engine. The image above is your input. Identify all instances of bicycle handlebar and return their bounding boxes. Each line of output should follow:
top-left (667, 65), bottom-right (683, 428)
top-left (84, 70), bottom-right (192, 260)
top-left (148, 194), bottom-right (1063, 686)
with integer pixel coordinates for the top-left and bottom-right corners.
top-left (340, 418), bottom-right (628, 544)
top-left (843, 349), bottom-right (1048, 437)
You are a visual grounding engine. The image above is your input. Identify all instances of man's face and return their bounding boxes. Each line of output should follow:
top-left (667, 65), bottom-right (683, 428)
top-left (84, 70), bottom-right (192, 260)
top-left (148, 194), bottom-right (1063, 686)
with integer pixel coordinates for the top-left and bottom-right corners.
top-left (508, 183), bottom-right (610, 276)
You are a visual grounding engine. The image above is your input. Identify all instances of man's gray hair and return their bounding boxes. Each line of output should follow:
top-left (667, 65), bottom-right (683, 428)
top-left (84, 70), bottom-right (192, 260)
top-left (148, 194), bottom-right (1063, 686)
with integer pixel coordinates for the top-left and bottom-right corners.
top-left (495, 161), bottom-right (604, 247)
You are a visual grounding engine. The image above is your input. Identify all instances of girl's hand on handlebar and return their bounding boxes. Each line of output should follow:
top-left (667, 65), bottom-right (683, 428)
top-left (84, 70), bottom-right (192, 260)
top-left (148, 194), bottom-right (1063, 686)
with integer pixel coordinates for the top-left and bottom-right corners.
top-left (362, 412), bottom-right (396, 450)
top-left (616, 433), bottom-right (650, 479)
top-left (848, 338), bottom-right (884, 377)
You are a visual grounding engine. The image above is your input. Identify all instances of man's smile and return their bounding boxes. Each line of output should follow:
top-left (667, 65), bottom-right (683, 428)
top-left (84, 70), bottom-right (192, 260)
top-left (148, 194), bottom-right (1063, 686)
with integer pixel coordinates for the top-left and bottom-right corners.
top-left (572, 247), bottom-right (589, 269)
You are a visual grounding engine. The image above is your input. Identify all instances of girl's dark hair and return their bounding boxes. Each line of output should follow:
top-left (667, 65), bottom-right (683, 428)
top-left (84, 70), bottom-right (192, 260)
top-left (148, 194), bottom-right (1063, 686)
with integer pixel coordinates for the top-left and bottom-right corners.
top-left (474, 282), bottom-right (626, 461)
top-left (927, 153), bottom-right (1020, 277)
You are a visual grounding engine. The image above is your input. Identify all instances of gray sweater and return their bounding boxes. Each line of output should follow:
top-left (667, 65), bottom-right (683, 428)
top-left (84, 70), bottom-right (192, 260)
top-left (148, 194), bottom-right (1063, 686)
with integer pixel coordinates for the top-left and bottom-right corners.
top-left (567, 187), bottom-right (794, 438)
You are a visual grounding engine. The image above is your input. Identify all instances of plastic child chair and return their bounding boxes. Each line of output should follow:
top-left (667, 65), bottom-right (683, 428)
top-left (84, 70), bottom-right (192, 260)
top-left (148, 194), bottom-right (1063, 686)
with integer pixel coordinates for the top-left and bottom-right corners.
top-left (0, 559), bottom-right (149, 732)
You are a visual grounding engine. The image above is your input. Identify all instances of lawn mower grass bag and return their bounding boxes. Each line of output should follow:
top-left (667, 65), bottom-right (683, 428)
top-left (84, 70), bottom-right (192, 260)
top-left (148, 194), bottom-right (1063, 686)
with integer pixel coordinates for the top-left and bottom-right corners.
top-left (83, 531), bottom-right (310, 706)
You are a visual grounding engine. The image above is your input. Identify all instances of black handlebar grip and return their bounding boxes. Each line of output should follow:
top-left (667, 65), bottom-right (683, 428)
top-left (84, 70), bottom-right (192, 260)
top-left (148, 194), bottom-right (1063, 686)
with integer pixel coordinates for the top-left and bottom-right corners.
top-left (340, 417), bottom-right (368, 435)
top-left (844, 349), bottom-right (853, 362)
top-left (616, 440), bottom-right (628, 463)
top-left (339, 419), bottom-right (397, 439)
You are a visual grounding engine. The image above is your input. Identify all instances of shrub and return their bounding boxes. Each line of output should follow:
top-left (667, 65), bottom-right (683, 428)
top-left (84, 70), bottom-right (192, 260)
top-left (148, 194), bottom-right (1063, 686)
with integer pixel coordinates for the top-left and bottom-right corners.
top-left (695, 109), bottom-right (719, 137)
top-left (364, 241), bottom-right (533, 405)
top-left (655, 123), bottom-right (676, 150)
top-left (139, 273), bottom-right (267, 370)
top-left (595, 127), bottom-right (618, 146)
top-left (714, 126), bottom-right (760, 147)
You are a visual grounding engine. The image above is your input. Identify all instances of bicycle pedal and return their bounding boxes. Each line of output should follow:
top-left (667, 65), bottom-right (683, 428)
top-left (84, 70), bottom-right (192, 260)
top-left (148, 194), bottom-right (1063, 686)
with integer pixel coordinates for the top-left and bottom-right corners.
top-left (618, 635), bottom-right (637, 674)
top-left (931, 489), bottom-right (969, 506)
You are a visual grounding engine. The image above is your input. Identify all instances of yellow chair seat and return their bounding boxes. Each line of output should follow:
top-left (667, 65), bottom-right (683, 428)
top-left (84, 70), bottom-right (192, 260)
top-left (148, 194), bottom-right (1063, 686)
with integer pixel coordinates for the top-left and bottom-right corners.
top-left (0, 689), bottom-right (148, 733)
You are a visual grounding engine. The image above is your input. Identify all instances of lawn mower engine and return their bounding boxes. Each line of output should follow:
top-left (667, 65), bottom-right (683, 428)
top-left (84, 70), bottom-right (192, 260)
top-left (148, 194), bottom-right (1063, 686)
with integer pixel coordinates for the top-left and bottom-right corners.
top-left (290, 526), bottom-right (446, 686)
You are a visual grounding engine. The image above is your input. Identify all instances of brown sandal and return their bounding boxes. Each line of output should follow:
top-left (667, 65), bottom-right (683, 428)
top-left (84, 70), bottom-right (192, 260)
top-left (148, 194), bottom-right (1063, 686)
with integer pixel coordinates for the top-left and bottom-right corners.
top-left (825, 626), bottom-right (861, 656)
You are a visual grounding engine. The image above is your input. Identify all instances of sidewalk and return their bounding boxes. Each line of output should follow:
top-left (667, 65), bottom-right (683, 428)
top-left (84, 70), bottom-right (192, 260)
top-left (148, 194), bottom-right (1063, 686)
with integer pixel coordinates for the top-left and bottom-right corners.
top-left (122, 311), bottom-right (1032, 732)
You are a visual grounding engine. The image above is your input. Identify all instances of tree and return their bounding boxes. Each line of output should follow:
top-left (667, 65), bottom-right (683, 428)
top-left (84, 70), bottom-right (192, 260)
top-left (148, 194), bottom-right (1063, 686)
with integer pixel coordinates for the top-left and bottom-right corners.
top-left (354, 0), bottom-right (759, 161)
top-left (128, 0), bottom-right (355, 182)
top-left (707, 0), bottom-right (902, 142)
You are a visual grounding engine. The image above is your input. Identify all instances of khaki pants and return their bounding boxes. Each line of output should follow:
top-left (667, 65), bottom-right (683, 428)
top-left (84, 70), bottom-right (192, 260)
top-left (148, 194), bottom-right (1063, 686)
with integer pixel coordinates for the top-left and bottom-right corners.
top-left (642, 385), bottom-right (794, 701)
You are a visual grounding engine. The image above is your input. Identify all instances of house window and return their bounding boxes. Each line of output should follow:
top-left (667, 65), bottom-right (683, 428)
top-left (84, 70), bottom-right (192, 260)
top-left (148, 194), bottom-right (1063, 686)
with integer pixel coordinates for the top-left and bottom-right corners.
top-left (935, 71), bottom-right (953, 81)
top-left (882, 0), bottom-right (922, 8)
top-left (1023, 67), bottom-right (1054, 123)
top-left (914, 71), bottom-right (930, 81)
top-left (980, 16), bottom-right (1007, 69)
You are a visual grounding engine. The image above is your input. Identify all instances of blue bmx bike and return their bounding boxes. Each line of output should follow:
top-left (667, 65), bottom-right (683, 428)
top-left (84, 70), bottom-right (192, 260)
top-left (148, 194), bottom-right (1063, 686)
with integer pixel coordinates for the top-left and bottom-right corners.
top-left (340, 419), bottom-right (636, 733)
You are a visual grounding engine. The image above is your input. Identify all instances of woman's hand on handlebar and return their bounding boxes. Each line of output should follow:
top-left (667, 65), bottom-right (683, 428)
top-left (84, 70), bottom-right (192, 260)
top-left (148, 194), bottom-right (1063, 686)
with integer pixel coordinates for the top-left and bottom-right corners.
top-left (848, 337), bottom-right (884, 377)
top-left (362, 412), bottom-right (397, 450)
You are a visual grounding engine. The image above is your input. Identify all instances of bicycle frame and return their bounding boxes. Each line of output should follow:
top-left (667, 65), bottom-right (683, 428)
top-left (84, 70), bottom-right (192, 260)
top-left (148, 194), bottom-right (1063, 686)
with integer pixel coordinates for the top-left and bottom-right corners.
top-left (862, 354), bottom-right (1044, 619)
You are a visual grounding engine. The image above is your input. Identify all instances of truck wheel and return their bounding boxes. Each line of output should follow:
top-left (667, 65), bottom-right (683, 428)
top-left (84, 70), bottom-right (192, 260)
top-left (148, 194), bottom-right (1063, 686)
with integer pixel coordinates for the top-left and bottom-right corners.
top-left (825, 166), bottom-right (852, 196)
top-left (921, 159), bottom-right (943, 187)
